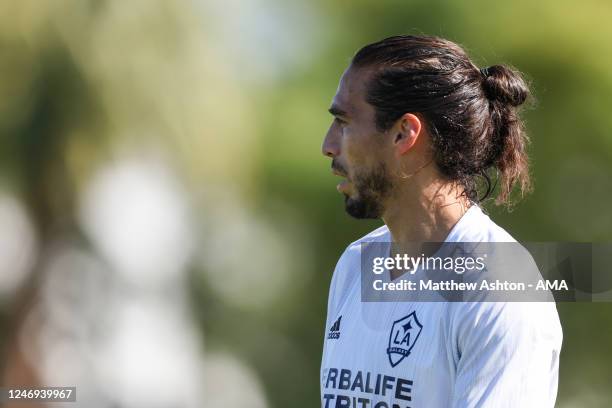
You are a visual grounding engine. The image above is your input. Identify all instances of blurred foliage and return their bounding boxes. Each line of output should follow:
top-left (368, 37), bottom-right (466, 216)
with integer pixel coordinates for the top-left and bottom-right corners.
top-left (0, 0), bottom-right (611, 407)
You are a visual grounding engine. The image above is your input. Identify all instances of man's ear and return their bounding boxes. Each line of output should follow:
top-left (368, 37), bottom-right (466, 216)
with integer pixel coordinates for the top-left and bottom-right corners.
top-left (393, 113), bottom-right (422, 155)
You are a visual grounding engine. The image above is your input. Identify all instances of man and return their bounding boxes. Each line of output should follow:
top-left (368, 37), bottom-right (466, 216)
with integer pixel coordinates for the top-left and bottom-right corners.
top-left (320, 35), bottom-right (562, 407)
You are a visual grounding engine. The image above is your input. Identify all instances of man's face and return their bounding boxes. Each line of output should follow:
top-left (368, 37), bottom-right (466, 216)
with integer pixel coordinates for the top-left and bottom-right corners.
top-left (322, 66), bottom-right (396, 219)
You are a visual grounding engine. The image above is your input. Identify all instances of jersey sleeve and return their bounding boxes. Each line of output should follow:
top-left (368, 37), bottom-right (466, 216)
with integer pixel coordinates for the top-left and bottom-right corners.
top-left (320, 244), bottom-right (360, 395)
top-left (450, 301), bottom-right (562, 407)
top-left (325, 242), bottom-right (362, 325)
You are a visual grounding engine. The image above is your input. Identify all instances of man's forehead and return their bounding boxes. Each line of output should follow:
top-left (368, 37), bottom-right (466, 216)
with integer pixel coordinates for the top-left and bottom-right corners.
top-left (331, 67), bottom-right (372, 114)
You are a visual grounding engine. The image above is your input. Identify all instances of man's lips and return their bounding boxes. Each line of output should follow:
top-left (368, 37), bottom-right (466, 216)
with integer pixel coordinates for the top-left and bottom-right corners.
top-left (332, 169), bottom-right (350, 193)
top-left (336, 179), bottom-right (350, 193)
top-left (332, 169), bottom-right (348, 178)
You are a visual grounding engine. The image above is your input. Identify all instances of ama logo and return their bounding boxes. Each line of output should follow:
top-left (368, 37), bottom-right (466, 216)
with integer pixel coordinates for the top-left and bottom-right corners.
top-left (386, 311), bottom-right (423, 367)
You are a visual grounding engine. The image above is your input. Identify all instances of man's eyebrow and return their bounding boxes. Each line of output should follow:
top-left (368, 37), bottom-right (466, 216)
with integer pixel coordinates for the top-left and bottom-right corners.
top-left (328, 105), bottom-right (348, 117)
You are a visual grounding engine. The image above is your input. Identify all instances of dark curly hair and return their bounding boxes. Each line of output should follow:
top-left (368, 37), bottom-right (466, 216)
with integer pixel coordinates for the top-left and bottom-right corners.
top-left (351, 35), bottom-right (533, 206)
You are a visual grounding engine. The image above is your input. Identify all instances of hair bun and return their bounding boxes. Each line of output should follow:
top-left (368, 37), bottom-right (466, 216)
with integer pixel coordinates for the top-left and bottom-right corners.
top-left (482, 65), bottom-right (529, 107)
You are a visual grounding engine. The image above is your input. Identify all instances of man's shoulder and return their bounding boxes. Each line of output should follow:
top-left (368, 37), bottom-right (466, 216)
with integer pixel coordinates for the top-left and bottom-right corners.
top-left (450, 205), bottom-right (518, 243)
top-left (327, 225), bottom-right (391, 313)
top-left (332, 225), bottom-right (390, 285)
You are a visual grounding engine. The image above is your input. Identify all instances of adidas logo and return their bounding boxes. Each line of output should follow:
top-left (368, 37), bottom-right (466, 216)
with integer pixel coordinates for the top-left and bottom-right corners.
top-left (328, 316), bottom-right (342, 339)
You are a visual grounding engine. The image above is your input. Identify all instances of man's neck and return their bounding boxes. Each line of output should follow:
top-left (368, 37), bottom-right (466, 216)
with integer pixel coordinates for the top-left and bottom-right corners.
top-left (382, 177), bottom-right (471, 245)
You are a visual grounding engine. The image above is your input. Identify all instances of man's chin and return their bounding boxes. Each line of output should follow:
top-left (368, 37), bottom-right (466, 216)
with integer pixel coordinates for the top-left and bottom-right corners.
top-left (344, 195), bottom-right (381, 220)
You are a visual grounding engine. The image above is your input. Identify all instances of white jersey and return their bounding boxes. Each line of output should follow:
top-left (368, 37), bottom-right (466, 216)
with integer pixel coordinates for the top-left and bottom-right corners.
top-left (320, 205), bottom-right (562, 408)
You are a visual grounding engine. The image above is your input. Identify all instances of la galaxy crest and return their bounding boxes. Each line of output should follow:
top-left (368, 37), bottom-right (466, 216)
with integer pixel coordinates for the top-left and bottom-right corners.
top-left (386, 311), bottom-right (423, 367)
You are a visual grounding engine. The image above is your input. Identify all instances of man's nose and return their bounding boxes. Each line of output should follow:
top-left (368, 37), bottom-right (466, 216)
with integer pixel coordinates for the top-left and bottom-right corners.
top-left (322, 126), bottom-right (340, 158)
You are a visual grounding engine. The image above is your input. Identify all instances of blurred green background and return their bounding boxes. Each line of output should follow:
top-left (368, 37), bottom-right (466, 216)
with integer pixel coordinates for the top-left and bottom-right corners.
top-left (0, 0), bottom-right (611, 407)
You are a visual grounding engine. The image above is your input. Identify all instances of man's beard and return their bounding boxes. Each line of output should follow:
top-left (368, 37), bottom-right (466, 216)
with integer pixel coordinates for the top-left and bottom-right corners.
top-left (344, 163), bottom-right (393, 219)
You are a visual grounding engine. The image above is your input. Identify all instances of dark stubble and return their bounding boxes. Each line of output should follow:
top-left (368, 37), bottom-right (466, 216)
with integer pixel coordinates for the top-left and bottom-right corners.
top-left (343, 162), bottom-right (393, 219)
